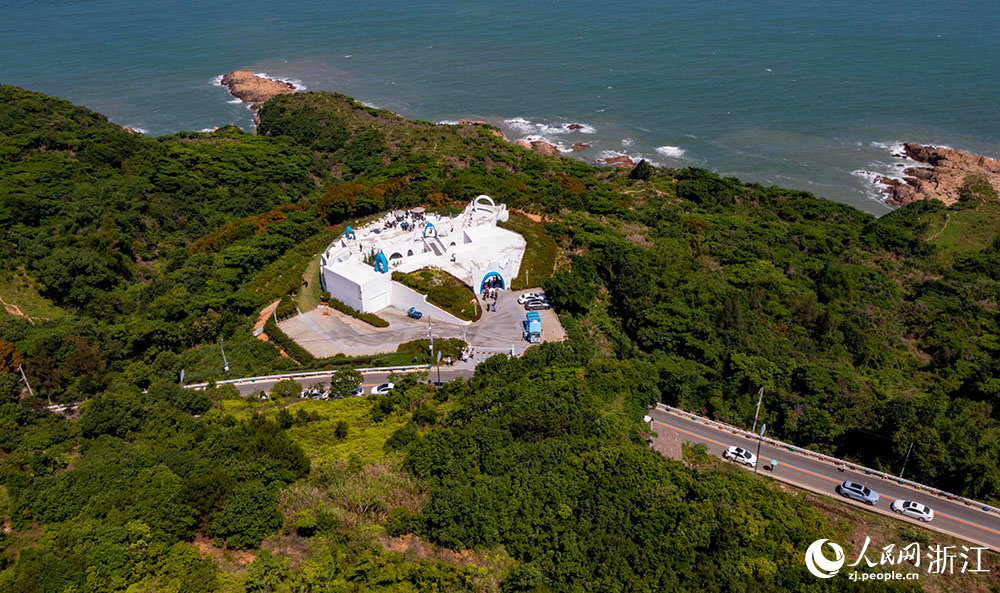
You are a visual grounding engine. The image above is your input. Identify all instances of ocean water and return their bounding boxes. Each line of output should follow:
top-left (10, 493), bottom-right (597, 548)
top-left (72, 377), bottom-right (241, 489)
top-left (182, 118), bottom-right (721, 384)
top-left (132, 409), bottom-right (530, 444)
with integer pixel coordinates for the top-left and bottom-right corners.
top-left (2, 0), bottom-right (999, 214)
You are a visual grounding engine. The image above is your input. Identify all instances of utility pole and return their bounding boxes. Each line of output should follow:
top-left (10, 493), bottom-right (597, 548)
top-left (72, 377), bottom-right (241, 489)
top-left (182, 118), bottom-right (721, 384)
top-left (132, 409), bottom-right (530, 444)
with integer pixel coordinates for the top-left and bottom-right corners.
top-left (220, 339), bottom-right (230, 373)
top-left (755, 423), bottom-right (767, 475)
top-left (17, 364), bottom-right (44, 405)
top-left (899, 442), bottom-right (914, 479)
top-left (751, 387), bottom-right (764, 434)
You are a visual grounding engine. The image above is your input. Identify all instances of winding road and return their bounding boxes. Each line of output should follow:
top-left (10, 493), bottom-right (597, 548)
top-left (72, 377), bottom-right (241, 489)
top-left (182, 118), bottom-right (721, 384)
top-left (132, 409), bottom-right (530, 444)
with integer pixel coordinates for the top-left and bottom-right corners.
top-left (647, 407), bottom-right (1000, 551)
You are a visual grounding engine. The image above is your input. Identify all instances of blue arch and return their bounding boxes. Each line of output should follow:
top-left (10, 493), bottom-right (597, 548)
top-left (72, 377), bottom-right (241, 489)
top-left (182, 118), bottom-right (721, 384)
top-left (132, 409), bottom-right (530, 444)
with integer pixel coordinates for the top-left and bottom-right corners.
top-left (480, 272), bottom-right (505, 292)
top-left (345, 226), bottom-right (356, 240)
top-left (374, 252), bottom-right (389, 274)
top-left (422, 222), bottom-right (438, 239)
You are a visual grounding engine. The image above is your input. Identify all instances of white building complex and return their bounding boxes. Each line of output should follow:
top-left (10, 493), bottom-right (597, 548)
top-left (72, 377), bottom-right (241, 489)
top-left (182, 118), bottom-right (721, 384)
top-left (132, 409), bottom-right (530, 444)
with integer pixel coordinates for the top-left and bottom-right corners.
top-left (319, 196), bottom-right (526, 321)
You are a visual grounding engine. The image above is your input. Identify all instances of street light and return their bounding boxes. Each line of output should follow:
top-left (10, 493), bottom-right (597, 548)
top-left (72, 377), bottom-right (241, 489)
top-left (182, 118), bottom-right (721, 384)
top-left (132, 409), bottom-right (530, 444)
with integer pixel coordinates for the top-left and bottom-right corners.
top-left (755, 423), bottom-right (766, 474)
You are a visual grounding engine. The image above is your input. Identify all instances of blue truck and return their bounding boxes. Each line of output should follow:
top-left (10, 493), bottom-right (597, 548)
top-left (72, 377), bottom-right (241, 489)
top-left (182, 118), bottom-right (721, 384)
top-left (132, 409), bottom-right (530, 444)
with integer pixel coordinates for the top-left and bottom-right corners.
top-left (523, 311), bottom-right (541, 343)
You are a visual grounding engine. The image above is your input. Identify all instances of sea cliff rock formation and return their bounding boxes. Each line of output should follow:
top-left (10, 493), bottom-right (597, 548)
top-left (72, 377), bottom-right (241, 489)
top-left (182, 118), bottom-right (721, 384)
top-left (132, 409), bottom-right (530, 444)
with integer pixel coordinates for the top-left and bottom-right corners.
top-left (571, 142), bottom-right (590, 152)
top-left (220, 70), bottom-right (296, 110)
top-left (875, 143), bottom-right (1000, 206)
top-left (516, 139), bottom-right (561, 157)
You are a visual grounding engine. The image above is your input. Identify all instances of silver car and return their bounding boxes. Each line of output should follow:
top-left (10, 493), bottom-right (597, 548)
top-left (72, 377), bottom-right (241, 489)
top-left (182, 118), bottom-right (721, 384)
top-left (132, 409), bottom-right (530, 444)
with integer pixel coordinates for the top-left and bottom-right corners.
top-left (837, 481), bottom-right (880, 505)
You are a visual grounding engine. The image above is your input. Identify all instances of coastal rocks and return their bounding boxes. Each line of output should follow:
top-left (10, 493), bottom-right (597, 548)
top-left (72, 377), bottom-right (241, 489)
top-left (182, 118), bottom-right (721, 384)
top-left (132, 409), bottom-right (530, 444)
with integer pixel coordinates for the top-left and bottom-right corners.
top-left (571, 142), bottom-right (590, 152)
top-left (517, 139), bottom-right (562, 157)
top-left (567, 123), bottom-right (585, 130)
top-left (874, 143), bottom-right (1000, 206)
top-left (459, 119), bottom-right (507, 142)
top-left (220, 70), bottom-right (296, 110)
top-left (597, 155), bottom-right (637, 169)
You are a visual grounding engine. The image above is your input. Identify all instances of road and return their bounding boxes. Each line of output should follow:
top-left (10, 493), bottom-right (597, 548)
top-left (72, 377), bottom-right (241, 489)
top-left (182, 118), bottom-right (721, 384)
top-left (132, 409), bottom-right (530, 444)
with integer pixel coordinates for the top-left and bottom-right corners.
top-left (647, 407), bottom-right (1000, 551)
top-left (231, 366), bottom-right (475, 396)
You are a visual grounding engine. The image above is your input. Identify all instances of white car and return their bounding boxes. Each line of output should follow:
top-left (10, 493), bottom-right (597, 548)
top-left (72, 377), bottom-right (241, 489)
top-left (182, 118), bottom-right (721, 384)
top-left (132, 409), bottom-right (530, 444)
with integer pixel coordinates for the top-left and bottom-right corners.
top-left (372, 382), bottom-right (395, 395)
top-left (891, 500), bottom-right (934, 522)
top-left (517, 292), bottom-right (545, 304)
top-left (722, 445), bottom-right (757, 468)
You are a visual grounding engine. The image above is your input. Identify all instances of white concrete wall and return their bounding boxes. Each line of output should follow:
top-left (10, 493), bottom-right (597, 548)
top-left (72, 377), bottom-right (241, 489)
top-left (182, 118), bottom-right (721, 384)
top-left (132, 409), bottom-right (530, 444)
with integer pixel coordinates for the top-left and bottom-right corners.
top-left (388, 281), bottom-right (470, 326)
top-left (324, 266), bottom-right (364, 312)
top-left (360, 273), bottom-right (391, 312)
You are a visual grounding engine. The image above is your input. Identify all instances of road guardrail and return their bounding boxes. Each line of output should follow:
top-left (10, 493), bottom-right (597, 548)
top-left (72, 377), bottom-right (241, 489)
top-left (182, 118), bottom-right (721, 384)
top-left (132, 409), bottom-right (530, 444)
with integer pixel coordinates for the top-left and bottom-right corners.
top-left (653, 402), bottom-right (998, 517)
top-left (182, 364), bottom-right (432, 390)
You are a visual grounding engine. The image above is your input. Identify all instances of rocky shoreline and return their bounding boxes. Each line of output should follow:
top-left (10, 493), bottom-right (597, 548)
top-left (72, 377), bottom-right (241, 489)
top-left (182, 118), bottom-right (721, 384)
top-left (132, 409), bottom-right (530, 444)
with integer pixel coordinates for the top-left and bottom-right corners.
top-left (873, 143), bottom-right (1000, 207)
top-left (220, 70), bottom-right (296, 111)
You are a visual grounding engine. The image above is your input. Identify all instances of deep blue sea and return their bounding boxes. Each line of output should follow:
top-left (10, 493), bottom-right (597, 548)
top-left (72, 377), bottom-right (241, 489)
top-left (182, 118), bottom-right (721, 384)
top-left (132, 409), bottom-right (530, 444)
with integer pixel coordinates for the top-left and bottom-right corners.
top-left (2, 0), bottom-right (999, 213)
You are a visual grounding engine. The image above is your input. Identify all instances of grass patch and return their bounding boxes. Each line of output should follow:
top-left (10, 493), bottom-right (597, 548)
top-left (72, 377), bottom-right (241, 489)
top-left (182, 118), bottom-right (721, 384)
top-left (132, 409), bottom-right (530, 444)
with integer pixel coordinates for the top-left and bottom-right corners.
top-left (929, 200), bottom-right (1000, 253)
top-left (500, 212), bottom-right (557, 290)
top-left (296, 254), bottom-right (324, 312)
top-left (281, 398), bottom-right (408, 468)
top-left (392, 268), bottom-right (479, 321)
top-left (0, 267), bottom-right (69, 321)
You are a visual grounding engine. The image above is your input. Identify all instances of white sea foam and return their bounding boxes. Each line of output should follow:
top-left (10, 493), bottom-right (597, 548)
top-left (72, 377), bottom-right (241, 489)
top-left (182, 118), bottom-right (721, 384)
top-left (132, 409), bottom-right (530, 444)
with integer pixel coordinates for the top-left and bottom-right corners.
top-left (210, 75), bottom-right (223, 87)
top-left (621, 137), bottom-right (634, 147)
top-left (254, 72), bottom-right (307, 91)
top-left (437, 120), bottom-right (460, 125)
top-left (199, 128), bottom-right (215, 133)
top-left (125, 126), bottom-right (149, 135)
top-left (520, 134), bottom-right (572, 153)
top-left (227, 98), bottom-right (243, 104)
top-left (502, 117), bottom-right (596, 136)
top-left (655, 145), bottom-right (686, 158)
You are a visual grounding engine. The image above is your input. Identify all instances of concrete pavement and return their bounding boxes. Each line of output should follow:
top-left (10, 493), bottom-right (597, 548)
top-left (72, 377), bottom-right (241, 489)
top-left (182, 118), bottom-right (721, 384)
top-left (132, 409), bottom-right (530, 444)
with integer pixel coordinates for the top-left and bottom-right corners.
top-left (647, 407), bottom-right (1000, 550)
top-left (277, 288), bottom-right (561, 358)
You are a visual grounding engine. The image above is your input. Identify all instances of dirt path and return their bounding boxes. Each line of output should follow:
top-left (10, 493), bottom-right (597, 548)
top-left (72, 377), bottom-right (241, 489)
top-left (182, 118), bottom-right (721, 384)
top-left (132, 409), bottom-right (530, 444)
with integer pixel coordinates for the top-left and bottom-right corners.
top-left (0, 296), bottom-right (35, 324)
top-left (927, 212), bottom-right (953, 241)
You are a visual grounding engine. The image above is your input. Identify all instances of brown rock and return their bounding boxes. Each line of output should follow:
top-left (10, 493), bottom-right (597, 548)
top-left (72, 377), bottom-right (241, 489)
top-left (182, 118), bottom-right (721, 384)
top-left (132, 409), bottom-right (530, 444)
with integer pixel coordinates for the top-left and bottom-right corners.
top-left (600, 155), bottom-right (637, 169)
top-left (567, 123), bottom-right (584, 130)
top-left (529, 140), bottom-right (560, 157)
top-left (220, 70), bottom-right (296, 110)
top-left (516, 140), bottom-right (533, 151)
top-left (571, 142), bottom-right (590, 152)
top-left (873, 143), bottom-right (1000, 207)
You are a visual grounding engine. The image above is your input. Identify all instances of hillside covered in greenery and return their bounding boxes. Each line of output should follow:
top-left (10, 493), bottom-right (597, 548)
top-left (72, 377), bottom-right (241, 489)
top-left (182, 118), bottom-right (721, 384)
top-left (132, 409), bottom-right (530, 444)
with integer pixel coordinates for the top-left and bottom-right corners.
top-left (1, 85), bottom-right (999, 592)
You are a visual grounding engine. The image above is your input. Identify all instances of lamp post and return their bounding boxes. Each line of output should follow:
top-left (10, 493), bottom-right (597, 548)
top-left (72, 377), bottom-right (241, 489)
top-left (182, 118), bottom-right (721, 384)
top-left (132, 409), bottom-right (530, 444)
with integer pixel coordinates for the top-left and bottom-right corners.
top-left (755, 423), bottom-right (766, 474)
top-left (751, 387), bottom-right (764, 435)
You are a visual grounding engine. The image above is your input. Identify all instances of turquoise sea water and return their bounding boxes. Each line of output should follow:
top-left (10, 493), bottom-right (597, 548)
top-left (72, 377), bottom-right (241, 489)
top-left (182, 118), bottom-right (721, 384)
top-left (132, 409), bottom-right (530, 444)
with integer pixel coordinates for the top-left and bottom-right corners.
top-left (2, 0), bottom-right (998, 213)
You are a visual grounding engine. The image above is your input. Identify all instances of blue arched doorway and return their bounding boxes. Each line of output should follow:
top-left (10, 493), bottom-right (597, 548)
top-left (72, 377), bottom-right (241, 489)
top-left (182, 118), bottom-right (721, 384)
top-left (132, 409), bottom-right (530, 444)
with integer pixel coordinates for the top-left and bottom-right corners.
top-left (374, 252), bottom-right (389, 274)
top-left (480, 271), bottom-right (505, 292)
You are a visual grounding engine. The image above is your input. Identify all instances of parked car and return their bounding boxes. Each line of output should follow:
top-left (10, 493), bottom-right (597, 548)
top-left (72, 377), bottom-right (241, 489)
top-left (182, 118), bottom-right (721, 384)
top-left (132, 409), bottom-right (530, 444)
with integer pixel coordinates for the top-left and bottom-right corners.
top-left (407, 307), bottom-right (423, 319)
top-left (524, 299), bottom-right (552, 311)
top-left (372, 382), bottom-right (395, 395)
top-left (837, 481), bottom-right (880, 505)
top-left (722, 445), bottom-right (757, 468)
top-left (518, 292), bottom-right (545, 304)
top-left (891, 500), bottom-right (934, 522)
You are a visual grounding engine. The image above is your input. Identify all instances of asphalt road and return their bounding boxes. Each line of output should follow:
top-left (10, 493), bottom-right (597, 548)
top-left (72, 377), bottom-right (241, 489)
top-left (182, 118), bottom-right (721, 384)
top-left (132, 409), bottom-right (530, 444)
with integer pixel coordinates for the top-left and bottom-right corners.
top-left (647, 407), bottom-right (1000, 551)
top-left (231, 367), bottom-right (475, 396)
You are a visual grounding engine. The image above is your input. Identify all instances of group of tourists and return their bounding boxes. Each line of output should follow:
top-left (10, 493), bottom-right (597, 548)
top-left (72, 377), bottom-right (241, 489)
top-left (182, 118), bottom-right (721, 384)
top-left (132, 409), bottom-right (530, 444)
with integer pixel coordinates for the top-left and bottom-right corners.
top-left (482, 276), bottom-right (503, 313)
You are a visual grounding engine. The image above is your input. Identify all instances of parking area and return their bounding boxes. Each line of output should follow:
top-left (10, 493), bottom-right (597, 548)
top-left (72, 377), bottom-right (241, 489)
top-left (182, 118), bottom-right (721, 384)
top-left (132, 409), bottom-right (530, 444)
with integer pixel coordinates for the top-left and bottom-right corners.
top-left (277, 289), bottom-right (564, 358)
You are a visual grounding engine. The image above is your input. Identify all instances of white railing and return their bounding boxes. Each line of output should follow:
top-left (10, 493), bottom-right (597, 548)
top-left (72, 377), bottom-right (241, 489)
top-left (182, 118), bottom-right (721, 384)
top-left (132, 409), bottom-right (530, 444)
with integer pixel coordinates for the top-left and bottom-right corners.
top-left (182, 364), bottom-right (432, 390)
top-left (654, 403), bottom-right (998, 516)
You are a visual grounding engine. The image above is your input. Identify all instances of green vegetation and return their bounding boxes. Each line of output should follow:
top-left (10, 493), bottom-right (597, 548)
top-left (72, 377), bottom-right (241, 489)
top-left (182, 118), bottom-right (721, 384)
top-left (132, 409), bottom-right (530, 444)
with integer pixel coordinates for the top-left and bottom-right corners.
top-left (500, 211), bottom-right (558, 290)
top-left (392, 268), bottom-right (479, 321)
top-left (3, 84), bottom-right (1000, 592)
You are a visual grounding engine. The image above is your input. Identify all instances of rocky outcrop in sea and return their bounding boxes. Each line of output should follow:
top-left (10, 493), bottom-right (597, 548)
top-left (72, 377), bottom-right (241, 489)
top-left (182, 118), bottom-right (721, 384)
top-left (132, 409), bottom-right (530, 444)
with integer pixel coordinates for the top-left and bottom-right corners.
top-left (220, 70), bottom-right (296, 110)
top-left (875, 143), bottom-right (1000, 206)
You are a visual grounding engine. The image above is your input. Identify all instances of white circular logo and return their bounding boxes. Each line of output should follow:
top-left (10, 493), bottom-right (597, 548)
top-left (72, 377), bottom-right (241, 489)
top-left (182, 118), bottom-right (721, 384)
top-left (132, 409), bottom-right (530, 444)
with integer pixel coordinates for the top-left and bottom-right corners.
top-left (804, 539), bottom-right (845, 579)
